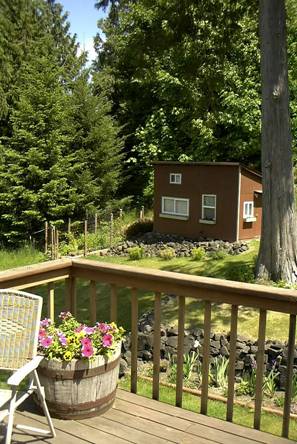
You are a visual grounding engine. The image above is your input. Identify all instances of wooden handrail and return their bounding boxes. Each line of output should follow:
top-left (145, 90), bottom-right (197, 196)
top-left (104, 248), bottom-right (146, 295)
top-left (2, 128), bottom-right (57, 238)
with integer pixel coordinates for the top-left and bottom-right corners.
top-left (71, 258), bottom-right (297, 314)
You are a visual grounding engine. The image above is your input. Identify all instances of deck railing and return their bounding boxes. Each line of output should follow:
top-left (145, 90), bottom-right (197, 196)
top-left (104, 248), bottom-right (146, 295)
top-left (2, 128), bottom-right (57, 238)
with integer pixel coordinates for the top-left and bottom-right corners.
top-left (0, 258), bottom-right (297, 438)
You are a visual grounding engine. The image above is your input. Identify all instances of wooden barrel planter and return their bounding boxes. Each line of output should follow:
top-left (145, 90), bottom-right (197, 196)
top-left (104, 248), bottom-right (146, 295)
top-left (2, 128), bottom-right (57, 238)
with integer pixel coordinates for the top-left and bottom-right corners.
top-left (36, 343), bottom-right (121, 419)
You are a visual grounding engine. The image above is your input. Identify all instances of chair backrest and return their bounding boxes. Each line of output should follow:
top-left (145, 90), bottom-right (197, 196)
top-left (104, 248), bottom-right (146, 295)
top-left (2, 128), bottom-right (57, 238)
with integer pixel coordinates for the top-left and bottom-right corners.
top-left (0, 289), bottom-right (43, 371)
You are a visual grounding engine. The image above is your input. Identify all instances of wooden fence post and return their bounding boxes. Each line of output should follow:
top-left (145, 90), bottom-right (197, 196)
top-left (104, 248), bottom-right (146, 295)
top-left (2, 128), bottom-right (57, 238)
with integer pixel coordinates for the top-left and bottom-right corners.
top-left (84, 220), bottom-right (88, 257)
top-left (94, 213), bottom-right (98, 234)
top-left (44, 222), bottom-right (47, 253)
top-left (141, 205), bottom-right (144, 220)
top-left (68, 218), bottom-right (71, 234)
top-left (110, 213), bottom-right (114, 247)
top-left (56, 229), bottom-right (59, 259)
top-left (50, 226), bottom-right (54, 260)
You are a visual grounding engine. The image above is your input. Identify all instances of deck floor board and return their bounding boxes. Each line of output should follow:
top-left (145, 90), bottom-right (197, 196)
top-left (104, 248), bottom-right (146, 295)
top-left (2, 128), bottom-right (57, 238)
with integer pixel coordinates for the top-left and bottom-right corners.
top-left (0, 389), bottom-right (295, 444)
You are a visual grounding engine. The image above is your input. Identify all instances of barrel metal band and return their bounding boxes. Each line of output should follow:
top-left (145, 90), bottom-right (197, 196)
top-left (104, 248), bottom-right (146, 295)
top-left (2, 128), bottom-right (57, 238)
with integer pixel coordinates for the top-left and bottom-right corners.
top-left (45, 387), bottom-right (117, 413)
top-left (38, 355), bottom-right (120, 380)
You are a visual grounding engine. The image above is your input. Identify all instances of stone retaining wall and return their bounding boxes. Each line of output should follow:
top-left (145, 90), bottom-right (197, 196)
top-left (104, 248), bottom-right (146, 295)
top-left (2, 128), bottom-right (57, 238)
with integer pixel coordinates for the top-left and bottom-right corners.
top-left (107, 232), bottom-right (248, 257)
top-left (120, 307), bottom-right (294, 390)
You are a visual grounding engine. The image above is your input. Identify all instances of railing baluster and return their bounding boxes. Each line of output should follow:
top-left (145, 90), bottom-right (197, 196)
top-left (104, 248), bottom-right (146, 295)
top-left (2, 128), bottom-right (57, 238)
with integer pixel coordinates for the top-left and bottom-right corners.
top-left (226, 305), bottom-right (238, 422)
top-left (176, 295), bottom-right (185, 407)
top-left (254, 308), bottom-right (267, 430)
top-left (131, 288), bottom-right (138, 394)
top-left (65, 277), bottom-right (76, 315)
top-left (89, 280), bottom-right (97, 324)
top-left (201, 300), bottom-right (211, 415)
top-left (153, 292), bottom-right (161, 401)
top-left (282, 314), bottom-right (296, 438)
top-left (110, 284), bottom-right (117, 323)
top-left (47, 282), bottom-right (55, 321)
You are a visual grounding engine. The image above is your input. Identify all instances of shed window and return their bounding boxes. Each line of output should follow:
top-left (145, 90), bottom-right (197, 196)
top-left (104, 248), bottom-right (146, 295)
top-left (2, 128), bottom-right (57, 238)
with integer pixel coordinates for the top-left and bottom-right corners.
top-left (202, 194), bottom-right (216, 221)
top-left (162, 197), bottom-right (189, 216)
top-left (170, 173), bottom-right (182, 184)
top-left (243, 201), bottom-right (254, 218)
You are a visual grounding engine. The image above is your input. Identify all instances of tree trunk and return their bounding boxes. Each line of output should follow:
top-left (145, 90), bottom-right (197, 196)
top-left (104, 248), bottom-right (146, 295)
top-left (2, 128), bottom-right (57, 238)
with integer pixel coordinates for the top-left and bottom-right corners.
top-left (256, 0), bottom-right (297, 283)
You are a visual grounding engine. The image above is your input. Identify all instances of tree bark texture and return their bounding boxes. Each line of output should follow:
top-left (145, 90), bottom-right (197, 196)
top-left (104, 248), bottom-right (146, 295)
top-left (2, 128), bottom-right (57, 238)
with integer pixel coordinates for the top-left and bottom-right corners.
top-left (256, 0), bottom-right (297, 283)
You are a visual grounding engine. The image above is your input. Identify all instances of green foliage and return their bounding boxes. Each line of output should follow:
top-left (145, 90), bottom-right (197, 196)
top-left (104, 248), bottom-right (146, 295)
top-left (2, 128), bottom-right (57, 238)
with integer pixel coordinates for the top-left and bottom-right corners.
top-left (0, 0), bottom-right (123, 246)
top-left (183, 351), bottom-right (200, 382)
top-left (210, 356), bottom-right (229, 392)
top-left (191, 247), bottom-right (206, 261)
top-left (207, 250), bottom-right (228, 260)
top-left (236, 369), bottom-right (257, 397)
top-left (127, 246), bottom-right (144, 260)
top-left (125, 218), bottom-right (153, 238)
top-left (226, 262), bottom-right (255, 283)
top-left (263, 368), bottom-right (279, 398)
top-left (159, 247), bottom-right (176, 260)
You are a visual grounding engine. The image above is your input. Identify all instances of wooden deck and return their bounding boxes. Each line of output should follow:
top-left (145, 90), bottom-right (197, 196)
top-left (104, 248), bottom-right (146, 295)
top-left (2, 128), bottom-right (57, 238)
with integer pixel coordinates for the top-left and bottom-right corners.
top-left (1, 389), bottom-right (295, 444)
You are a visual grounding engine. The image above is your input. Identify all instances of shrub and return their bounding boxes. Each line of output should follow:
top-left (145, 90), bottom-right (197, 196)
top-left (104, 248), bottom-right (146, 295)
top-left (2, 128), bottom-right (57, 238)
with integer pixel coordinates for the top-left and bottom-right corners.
top-left (207, 250), bottom-right (228, 260)
top-left (210, 356), bottom-right (229, 392)
top-left (127, 246), bottom-right (144, 260)
top-left (191, 247), bottom-right (206, 261)
top-left (125, 218), bottom-right (153, 238)
top-left (226, 264), bottom-right (255, 283)
top-left (159, 247), bottom-right (175, 260)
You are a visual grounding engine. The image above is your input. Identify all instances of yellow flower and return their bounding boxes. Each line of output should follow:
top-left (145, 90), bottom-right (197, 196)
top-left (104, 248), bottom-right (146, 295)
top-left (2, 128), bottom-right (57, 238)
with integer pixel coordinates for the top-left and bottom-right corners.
top-left (64, 351), bottom-right (74, 361)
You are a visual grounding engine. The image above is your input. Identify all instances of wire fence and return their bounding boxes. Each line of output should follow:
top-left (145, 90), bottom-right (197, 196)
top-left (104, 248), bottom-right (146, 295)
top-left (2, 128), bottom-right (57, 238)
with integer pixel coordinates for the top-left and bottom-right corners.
top-left (30, 206), bottom-right (147, 259)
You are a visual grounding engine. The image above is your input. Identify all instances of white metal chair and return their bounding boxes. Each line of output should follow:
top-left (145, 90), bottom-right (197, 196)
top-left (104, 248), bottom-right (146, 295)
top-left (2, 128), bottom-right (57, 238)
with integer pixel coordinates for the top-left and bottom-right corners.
top-left (0, 289), bottom-right (55, 443)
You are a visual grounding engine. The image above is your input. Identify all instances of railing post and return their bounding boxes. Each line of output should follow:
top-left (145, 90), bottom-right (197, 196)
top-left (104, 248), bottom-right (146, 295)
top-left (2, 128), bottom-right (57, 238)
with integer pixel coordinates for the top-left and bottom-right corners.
top-left (110, 284), bottom-right (117, 323)
top-left (131, 288), bottom-right (138, 394)
top-left (47, 282), bottom-right (55, 321)
top-left (65, 277), bottom-right (76, 316)
top-left (201, 301), bottom-right (211, 415)
top-left (84, 220), bottom-right (88, 257)
top-left (152, 292), bottom-right (161, 401)
top-left (282, 314), bottom-right (296, 438)
top-left (176, 295), bottom-right (185, 407)
top-left (226, 305), bottom-right (238, 422)
top-left (89, 280), bottom-right (97, 325)
top-left (254, 309), bottom-right (267, 430)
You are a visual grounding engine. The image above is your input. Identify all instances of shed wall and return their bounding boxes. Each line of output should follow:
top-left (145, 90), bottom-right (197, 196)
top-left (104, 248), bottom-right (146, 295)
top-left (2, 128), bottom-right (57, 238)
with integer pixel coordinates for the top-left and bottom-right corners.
top-left (153, 164), bottom-right (239, 242)
top-left (239, 170), bottom-right (262, 240)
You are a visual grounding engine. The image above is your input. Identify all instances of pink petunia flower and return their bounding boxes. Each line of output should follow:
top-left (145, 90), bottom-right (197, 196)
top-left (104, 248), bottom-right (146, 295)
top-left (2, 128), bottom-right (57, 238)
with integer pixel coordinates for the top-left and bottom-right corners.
top-left (81, 345), bottom-right (94, 358)
top-left (83, 326), bottom-right (95, 335)
top-left (40, 336), bottom-right (53, 348)
top-left (58, 333), bottom-right (67, 346)
top-left (97, 323), bottom-right (111, 334)
top-left (38, 328), bottom-right (47, 339)
top-left (81, 337), bottom-right (92, 347)
top-left (59, 311), bottom-right (72, 320)
top-left (40, 318), bottom-right (51, 328)
top-left (102, 334), bottom-right (113, 347)
top-left (75, 325), bottom-right (84, 333)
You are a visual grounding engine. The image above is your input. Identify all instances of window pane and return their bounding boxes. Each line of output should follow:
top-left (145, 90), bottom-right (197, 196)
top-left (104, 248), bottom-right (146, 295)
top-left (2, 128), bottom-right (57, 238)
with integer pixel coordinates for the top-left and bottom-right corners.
top-left (175, 174), bottom-right (181, 184)
top-left (176, 199), bottom-right (188, 215)
top-left (203, 195), bottom-right (215, 207)
top-left (203, 207), bottom-right (215, 220)
top-left (163, 198), bottom-right (174, 213)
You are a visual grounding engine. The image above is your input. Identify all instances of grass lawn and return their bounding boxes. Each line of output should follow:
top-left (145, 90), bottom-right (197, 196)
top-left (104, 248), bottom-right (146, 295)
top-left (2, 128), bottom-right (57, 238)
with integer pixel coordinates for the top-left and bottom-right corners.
top-left (0, 246), bottom-right (45, 271)
top-left (87, 241), bottom-right (291, 341)
top-left (119, 375), bottom-right (297, 441)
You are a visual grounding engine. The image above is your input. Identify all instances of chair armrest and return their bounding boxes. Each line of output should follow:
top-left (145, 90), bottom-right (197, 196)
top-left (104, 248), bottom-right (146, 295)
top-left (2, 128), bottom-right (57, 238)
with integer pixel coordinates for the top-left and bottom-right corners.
top-left (7, 356), bottom-right (44, 386)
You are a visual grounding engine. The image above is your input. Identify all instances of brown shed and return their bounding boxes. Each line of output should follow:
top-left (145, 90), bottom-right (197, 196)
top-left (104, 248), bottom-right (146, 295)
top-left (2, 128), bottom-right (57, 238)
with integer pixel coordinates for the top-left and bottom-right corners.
top-left (153, 162), bottom-right (262, 242)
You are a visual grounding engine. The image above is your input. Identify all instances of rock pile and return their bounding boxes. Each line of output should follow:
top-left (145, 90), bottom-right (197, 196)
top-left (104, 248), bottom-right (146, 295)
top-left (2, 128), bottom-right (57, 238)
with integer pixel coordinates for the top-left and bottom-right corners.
top-left (120, 305), bottom-right (294, 390)
top-left (107, 232), bottom-right (248, 257)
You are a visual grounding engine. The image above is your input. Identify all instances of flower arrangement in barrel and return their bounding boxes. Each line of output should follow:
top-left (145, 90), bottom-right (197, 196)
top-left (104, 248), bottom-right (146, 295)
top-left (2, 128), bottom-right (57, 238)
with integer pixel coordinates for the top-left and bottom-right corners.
top-left (38, 312), bottom-right (124, 361)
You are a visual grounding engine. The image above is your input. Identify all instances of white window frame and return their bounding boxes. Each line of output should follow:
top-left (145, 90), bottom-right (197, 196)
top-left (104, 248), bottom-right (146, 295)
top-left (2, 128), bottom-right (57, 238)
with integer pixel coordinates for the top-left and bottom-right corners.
top-left (243, 201), bottom-right (254, 220)
top-left (161, 196), bottom-right (189, 217)
top-left (201, 194), bottom-right (216, 221)
top-left (169, 173), bottom-right (182, 184)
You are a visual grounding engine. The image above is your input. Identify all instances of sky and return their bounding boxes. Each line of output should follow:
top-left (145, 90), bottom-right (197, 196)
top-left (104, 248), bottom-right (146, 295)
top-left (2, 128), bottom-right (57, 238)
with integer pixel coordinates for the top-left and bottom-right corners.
top-left (58, 0), bottom-right (106, 62)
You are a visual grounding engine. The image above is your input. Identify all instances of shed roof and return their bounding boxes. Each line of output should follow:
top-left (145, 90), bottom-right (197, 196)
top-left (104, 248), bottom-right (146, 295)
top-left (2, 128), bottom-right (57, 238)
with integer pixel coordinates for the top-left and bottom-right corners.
top-left (153, 161), bottom-right (262, 179)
